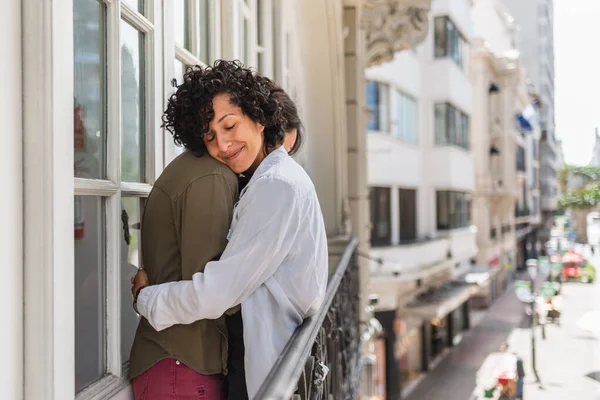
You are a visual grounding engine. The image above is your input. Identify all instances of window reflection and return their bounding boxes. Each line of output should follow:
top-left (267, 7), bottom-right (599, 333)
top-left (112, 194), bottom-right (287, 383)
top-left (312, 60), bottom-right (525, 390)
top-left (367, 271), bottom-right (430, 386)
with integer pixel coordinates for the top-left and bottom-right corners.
top-left (122, 0), bottom-right (144, 14)
top-left (74, 195), bottom-right (106, 392)
top-left (174, 0), bottom-right (190, 50)
top-left (74, 0), bottom-right (106, 179)
top-left (121, 20), bottom-right (146, 183)
top-left (120, 198), bottom-right (142, 364)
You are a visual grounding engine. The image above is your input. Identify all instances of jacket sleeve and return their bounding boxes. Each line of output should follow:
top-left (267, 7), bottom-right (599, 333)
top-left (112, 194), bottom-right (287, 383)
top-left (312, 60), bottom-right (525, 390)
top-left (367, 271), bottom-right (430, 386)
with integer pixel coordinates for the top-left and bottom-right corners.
top-left (136, 177), bottom-right (300, 331)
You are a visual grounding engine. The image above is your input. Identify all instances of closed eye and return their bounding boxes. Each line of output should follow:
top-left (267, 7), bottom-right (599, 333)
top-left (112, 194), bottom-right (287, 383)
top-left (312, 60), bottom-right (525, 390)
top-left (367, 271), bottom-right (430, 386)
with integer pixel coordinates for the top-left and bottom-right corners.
top-left (225, 124), bottom-right (236, 131)
top-left (204, 132), bottom-right (215, 142)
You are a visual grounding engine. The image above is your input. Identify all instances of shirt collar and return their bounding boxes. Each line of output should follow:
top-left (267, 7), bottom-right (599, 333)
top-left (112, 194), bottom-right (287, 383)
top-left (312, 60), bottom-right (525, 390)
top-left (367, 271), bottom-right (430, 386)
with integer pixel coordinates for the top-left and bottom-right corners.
top-left (240, 146), bottom-right (288, 197)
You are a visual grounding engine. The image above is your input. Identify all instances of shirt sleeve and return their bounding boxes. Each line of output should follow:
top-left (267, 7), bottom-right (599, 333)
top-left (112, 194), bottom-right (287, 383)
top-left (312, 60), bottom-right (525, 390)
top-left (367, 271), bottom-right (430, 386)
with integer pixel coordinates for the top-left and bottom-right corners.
top-left (136, 177), bottom-right (300, 331)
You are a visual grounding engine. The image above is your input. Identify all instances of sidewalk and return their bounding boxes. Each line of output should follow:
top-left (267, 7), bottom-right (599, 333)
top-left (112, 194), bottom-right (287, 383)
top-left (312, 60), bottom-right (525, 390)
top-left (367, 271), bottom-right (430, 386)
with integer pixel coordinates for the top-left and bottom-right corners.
top-left (404, 282), bottom-right (527, 400)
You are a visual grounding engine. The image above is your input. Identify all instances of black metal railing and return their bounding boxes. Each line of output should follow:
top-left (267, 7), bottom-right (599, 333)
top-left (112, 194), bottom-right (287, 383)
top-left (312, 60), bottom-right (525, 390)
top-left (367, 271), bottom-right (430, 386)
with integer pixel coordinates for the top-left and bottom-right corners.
top-left (254, 238), bottom-right (361, 400)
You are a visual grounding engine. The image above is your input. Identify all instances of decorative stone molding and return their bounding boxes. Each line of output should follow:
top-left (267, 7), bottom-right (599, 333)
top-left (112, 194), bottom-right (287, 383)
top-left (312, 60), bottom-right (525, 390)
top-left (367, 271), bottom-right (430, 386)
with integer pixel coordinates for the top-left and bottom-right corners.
top-left (362, 0), bottom-right (432, 67)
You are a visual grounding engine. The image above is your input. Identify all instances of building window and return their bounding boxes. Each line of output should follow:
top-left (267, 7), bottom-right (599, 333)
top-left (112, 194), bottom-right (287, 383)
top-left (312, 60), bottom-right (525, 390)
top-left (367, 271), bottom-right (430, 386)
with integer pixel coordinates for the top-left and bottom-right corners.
top-left (435, 103), bottom-right (469, 150)
top-left (516, 145), bottom-right (526, 171)
top-left (70, 0), bottom-right (289, 397)
top-left (399, 189), bottom-right (417, 242)
top-left (436, 191), bottom-right (471, 230)
top-left (370, 187), bottom-right (392, 246)
top-left (74, 0), bottom-right (155, 395)
top-left (434, 16), bottom-right (469, 70)
top-left (367, 81), bottom-right (390, 132)
top-left (393, 90), bottom-right (418, 144)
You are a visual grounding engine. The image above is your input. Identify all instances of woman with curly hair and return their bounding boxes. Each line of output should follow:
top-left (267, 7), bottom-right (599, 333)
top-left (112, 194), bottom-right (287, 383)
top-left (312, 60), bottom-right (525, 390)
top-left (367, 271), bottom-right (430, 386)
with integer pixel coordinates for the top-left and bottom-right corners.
top-left (130, 60), bottom-right (328, 400)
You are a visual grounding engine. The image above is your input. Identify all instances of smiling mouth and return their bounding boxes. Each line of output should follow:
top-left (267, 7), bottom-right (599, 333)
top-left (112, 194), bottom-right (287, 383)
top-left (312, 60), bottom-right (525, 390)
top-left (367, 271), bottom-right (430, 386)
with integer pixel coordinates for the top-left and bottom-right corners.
top-left (225, 147), bottom-right (243, 161)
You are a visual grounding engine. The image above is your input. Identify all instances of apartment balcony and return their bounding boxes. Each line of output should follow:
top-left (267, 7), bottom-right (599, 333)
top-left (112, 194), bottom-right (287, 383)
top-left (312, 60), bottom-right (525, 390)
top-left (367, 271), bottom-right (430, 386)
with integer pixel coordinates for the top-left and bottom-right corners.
top-left (369, 227), bottom-right (476, 295)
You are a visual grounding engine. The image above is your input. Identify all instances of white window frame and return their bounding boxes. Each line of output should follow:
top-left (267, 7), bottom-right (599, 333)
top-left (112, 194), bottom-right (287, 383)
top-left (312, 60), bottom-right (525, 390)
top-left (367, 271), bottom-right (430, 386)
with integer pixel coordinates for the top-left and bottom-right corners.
top-left (24, 0), bottom-right (164, 398)
top-left (163, 0), bottom-right (222, 165)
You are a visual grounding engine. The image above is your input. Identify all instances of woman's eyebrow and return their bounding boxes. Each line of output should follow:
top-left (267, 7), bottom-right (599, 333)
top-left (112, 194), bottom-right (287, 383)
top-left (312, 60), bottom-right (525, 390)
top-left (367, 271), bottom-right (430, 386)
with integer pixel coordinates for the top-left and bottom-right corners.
top-left (216, 112), bottom-right (235, 124)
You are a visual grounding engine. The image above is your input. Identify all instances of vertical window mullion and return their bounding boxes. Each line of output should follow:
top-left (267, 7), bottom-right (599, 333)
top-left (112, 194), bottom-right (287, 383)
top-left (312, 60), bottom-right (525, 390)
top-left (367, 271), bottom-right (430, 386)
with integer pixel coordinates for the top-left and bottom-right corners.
top-left (106, 0), bottom-right (123, 378)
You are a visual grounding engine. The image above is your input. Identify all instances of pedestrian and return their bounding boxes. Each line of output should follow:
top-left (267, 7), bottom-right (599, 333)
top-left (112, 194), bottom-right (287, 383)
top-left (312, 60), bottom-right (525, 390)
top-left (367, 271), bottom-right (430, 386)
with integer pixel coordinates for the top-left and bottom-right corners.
top-left (516, 354), bottom-right (525, 400)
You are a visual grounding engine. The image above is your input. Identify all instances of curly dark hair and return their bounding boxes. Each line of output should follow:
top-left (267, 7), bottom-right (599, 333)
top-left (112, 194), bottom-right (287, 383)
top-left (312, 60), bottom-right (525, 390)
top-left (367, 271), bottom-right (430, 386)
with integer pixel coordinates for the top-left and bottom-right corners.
top-left (162, 60), bottom-right (286, 156)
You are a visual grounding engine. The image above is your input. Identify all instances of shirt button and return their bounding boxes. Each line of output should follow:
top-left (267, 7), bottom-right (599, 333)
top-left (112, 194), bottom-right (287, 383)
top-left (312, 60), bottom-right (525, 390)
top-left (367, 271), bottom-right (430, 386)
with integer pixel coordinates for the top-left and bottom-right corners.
top-left (175, 360), bottom-right (181, 365)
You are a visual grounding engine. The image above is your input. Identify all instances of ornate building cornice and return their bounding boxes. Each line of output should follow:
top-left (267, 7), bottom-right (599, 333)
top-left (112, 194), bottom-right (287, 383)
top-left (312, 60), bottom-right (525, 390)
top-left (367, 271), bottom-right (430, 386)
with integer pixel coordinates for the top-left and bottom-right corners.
top-left (362, 0), bottom-right (432, 67)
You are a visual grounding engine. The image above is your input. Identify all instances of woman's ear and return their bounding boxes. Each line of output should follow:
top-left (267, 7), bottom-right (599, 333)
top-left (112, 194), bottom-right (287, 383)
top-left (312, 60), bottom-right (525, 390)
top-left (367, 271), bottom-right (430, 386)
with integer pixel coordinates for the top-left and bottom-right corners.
top-left (256, 121), bottom-right (265, 134)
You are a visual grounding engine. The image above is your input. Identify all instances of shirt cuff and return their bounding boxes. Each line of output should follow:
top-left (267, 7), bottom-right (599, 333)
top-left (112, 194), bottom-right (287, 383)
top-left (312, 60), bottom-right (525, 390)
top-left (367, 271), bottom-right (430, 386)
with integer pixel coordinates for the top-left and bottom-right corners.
top-left (136, 285), bottom-right (157, 319)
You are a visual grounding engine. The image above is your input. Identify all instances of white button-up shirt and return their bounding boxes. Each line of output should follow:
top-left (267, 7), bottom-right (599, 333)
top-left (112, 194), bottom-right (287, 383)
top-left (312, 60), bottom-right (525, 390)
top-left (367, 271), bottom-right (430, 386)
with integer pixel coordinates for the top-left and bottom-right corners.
top-left (137, 147), bottom-right (328, 398)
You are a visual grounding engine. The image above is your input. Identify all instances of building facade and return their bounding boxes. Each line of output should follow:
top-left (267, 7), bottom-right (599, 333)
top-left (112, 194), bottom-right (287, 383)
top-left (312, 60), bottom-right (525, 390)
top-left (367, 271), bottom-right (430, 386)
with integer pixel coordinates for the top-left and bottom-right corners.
top-left (365, 0), bottom-right (477, 397)
top-left (1, 0), bottom-right (438, 399)
top-left (504, 0), bottom-right (557, 242)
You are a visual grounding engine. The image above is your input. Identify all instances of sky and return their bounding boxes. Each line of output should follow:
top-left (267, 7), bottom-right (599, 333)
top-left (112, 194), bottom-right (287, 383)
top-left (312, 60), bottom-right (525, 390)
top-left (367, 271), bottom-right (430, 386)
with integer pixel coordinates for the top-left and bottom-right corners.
top-left (555, 0), bottom-right (600, 165)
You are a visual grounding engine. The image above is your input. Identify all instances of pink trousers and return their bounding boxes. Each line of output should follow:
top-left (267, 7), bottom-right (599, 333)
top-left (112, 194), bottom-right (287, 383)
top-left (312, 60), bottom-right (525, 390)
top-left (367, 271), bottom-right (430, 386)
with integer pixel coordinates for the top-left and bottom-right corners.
top-left (132, 358), bottom-right (226, 400)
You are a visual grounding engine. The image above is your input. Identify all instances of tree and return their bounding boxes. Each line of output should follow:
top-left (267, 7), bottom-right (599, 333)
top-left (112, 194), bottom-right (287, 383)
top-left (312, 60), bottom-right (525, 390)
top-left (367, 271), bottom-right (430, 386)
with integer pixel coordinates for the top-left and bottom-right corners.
top-left (558, 165), bottom-right (600, 243)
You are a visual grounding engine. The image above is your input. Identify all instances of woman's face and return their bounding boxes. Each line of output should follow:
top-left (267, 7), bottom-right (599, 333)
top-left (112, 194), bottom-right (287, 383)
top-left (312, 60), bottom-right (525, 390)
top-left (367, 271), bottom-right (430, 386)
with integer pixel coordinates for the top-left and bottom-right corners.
top-left (204, 94), bottom-right (266, 174)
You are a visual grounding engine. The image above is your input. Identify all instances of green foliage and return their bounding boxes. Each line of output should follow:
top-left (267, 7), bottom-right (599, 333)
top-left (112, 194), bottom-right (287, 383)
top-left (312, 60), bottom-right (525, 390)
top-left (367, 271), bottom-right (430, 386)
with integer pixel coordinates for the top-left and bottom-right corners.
top-left (559, 182), bottom-right (600, 209)
top-left (582, 261), bottom-right (596, 283)
top-left (558, 165), bottom-right (600, 210)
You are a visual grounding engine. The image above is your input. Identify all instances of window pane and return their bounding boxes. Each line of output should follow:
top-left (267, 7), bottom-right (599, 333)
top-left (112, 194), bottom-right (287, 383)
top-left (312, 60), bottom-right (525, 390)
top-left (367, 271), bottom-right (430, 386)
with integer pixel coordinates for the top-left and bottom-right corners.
top-left (257, 0), bottom-right (264, 46)
top-left (122, 0), bottom-right (143, 14)
top-left (121, 20), bottom-right (146, 183)
top-left (120, 197), bottom-right (142, 365)
top-left (370, 187), bottom-right (391, 245)
top-left (434, 104), bottom-right (446, 145)
top-left (74, 0), bottom-right (106, 179)
top-left (198, 0), bottom-right (210, 61)
top-left (367, 81), bottom-right (379, 131)
top-left (240, 16), bottom-right (250, 65)
top-left (174, 58), bottom-right (185, 84)
top-left (174, 0), bottom-right (190, 50)
top-left (379, 84), bottom-right (390, 132)
top-left (434, 17), bottom-right (446, 58)
top-left (75, 195), bottom-right (106, 392)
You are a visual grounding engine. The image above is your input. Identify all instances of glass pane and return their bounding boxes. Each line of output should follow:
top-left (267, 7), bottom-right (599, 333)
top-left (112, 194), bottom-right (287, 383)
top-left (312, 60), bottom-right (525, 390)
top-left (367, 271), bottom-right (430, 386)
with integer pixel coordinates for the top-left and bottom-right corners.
top-left (174, 58), bottom-right (185, 84)
top-left (74, 195), bottom-right (106, 392)
top-left (122, 0), bottom-right (143, 14)
top-left (257, 0), bottom-right (263, 46)
top-left (434, 104), bottom-right (446, 145)
top-left (121, 20), bottom-right (146, 183)
top-left (174, 0), bottom-right (190, 50)
top-left (198, 0), bottom-right (210, 61)
top-left (120, 197), bottom-right (142, 365)
top-left (74, 0), bottom-right (106, 179)
top-left (367, 81), bottom-right (379, 131)
top-left (242, 17), bottom-right (250, 64)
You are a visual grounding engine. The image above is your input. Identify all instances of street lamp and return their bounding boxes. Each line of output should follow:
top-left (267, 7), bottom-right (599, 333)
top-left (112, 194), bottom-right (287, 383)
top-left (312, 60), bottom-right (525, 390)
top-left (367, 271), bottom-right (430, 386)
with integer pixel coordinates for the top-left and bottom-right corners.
top-left (525, 259), bottom-right (543, 386)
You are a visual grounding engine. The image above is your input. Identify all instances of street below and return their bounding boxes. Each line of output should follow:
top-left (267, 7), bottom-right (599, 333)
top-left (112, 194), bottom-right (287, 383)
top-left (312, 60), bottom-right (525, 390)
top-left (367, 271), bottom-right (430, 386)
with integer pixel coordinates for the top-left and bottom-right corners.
top-left (404, 243), bottom-right (600, 400)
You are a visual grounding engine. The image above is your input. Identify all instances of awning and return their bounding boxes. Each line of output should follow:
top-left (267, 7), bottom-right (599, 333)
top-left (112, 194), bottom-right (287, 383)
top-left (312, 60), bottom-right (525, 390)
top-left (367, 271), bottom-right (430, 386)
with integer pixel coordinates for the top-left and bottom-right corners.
top-left (402, 282), bottom-right (475, 321)
top-left (456, 265), bottom-right (500, 286)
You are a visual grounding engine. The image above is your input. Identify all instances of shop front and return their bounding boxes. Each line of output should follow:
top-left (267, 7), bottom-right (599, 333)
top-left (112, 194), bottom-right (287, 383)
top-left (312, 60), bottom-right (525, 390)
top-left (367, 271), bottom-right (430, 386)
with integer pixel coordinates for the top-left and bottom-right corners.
top-left (374, 311), bottom-right (425, 400)
top-left (403, 282), bottom-right (473, 372)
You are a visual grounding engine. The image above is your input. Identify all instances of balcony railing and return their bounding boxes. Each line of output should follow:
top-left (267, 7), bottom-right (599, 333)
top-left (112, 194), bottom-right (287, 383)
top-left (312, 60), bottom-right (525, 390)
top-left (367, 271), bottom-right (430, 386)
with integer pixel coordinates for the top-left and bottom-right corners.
top-left (255, 238), bottom-right (361, 400)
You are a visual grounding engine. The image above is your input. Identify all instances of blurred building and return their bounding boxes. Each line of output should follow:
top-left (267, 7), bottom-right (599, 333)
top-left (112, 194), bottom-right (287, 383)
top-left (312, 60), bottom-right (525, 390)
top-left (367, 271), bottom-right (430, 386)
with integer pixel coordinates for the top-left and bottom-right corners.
top-left (504, 0), bottom-right (558, 244)
top-left (470, 0), bottom-right (542, 274)
top-left (1, 0), bottom-right (438, 399)
top-left (365, 0), bottom-right (478, 397)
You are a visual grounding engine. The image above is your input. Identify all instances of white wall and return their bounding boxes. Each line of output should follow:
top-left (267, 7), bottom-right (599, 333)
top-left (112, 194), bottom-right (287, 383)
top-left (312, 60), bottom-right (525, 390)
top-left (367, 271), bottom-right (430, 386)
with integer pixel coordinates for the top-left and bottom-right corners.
top-left (472, 0), bottom-right (515, 54)
top-left (0, 0), bottom-right (23, 398)
top-left (425, 59), bottom-right (473, 114)
top-left (433, 0), bottom-right (475, 39)
top-left (426, 147), bottom-right (475, 191)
